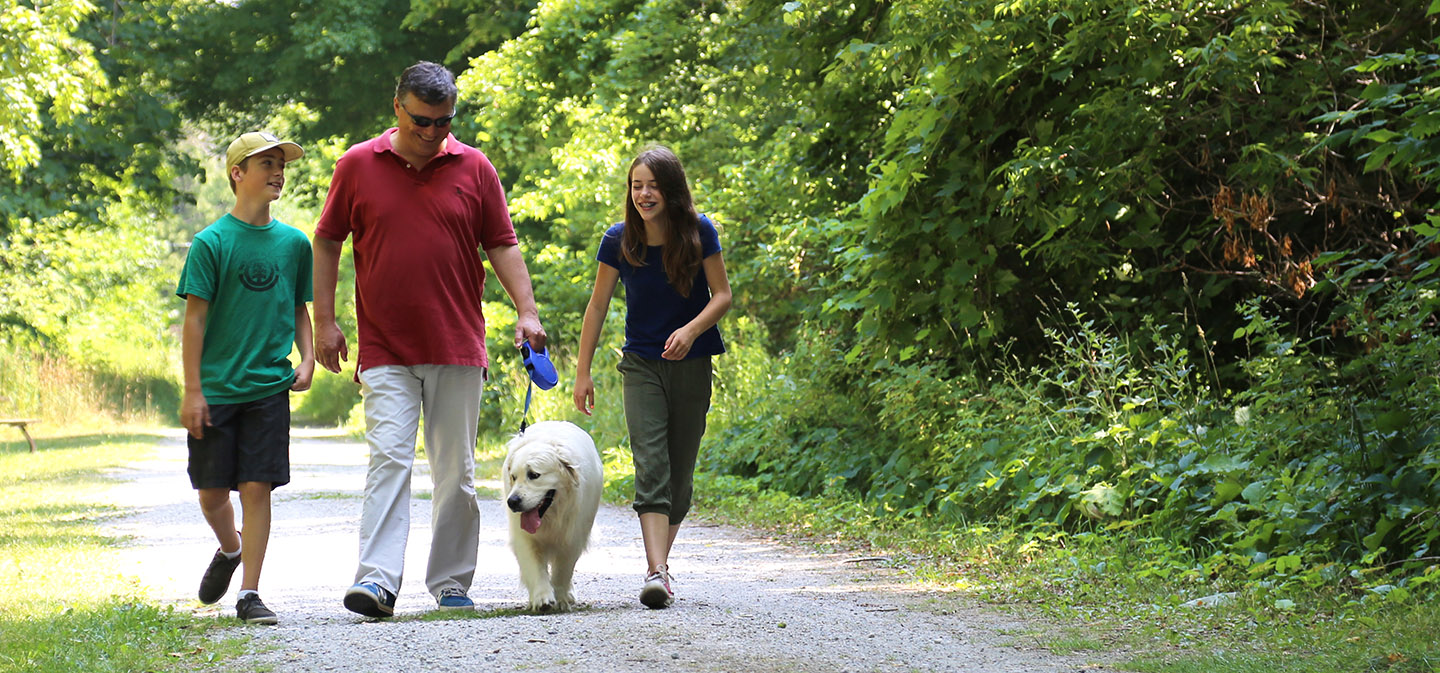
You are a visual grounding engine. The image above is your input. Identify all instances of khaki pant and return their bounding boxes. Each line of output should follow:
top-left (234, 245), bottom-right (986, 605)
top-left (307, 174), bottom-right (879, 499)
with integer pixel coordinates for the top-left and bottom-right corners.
top-left (354, 364), bottom-right (484, 598)
top-left (619, 353), bottom-right (712, 525)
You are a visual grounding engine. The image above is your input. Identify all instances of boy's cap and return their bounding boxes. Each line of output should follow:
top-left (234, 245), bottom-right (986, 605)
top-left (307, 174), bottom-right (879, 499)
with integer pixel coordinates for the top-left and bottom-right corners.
top-left (226, 131), bottom-right (303, 172)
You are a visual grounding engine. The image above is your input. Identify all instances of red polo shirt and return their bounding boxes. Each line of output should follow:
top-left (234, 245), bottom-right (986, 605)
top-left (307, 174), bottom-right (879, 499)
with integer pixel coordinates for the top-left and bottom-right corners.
top-left (315, 128), bottom-right (518, 371)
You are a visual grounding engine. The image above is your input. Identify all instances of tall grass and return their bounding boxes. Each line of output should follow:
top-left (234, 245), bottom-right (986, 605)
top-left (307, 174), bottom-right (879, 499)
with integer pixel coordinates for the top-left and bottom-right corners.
top-left (0, 346), bottom-right (176, 428)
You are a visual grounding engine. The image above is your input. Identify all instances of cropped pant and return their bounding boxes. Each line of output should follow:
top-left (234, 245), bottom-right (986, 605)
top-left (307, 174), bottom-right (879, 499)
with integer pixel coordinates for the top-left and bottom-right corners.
top-left (619, 353), bottom-right (712, 525)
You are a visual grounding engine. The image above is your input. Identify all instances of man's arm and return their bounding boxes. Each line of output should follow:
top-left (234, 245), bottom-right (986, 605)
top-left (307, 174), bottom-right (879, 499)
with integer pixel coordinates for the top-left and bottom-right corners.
top-left (485, 244), bottom-right (547, 351)
top-left (312, 236), bottom-right (349, 373)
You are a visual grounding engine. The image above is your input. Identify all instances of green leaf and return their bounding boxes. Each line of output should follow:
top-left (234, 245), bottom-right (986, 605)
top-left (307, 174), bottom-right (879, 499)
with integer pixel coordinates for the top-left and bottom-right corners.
top-left (1241, 480), bottom-right (1268, 503)
top-left (1213, 481), bottom-right (1244, 503)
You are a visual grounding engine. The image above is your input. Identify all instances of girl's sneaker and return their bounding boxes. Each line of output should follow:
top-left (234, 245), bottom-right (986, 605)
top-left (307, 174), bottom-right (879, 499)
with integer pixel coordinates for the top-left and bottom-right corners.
top-left (639, 565), bottom-right (673, 609)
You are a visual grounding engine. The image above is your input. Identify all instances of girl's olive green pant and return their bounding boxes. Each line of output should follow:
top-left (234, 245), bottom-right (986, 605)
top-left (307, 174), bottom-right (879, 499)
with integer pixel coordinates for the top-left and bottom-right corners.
top-left (619, 353), bottom-right (712, 525)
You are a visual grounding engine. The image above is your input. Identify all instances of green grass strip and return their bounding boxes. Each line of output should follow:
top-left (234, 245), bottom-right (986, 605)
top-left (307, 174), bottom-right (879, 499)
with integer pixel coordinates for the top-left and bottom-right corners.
top-left (0, 433), bottom-right (231, 673)
top-left (689, 472), bottom-right (1440, 672)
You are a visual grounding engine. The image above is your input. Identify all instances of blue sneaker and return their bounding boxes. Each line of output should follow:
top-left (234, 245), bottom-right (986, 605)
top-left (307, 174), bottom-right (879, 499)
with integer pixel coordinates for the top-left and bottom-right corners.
top-left (436, 587), bottom-right (474, 611)
top-left (343, 582), bottom-right (395, 618)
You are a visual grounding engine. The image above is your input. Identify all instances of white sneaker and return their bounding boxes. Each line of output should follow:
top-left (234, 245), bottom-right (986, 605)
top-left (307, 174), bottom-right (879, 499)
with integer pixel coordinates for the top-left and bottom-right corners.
top-left (639, 565), bottom-right (673, 609)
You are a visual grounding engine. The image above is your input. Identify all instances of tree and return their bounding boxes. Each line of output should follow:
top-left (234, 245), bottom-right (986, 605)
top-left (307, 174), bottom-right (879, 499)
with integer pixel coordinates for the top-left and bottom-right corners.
top-left (0, 0), bottom-right (107, 176)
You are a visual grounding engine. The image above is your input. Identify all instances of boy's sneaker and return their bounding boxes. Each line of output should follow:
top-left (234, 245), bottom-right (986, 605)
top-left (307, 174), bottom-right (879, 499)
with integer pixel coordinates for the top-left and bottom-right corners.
top-left (436, 587), bottom-right (474, 611)
top-left (198, 548), bottom-right (242, 605)
top-left (344, 582), bottom-right (396, 618)
top-left (235, 594), bottom-right (277, 625)
top-left (639, 565), bottom-right (674, 609)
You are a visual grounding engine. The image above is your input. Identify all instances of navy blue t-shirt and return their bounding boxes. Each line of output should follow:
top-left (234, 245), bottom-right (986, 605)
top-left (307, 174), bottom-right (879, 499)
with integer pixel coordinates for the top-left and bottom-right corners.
top-left (597, 215), bottom-right (725, 360)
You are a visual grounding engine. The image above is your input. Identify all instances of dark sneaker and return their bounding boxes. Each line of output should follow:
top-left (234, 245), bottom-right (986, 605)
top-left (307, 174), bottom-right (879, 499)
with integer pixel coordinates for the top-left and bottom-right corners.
top-left (639, 565), bottom-right (673, 609)
top-left (436, 587), bottom-right (474, 611)
top-left (344, 582), bottom-right (396, 618)
top-left (198, 548), bottom-right (242, 605)
top-left (236, 594), bottom-right (277, 625)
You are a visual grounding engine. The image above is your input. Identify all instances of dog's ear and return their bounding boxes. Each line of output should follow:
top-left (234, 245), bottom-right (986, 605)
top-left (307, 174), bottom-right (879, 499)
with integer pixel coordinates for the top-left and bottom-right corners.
top-left (562, 459), bottom-right (580, 486)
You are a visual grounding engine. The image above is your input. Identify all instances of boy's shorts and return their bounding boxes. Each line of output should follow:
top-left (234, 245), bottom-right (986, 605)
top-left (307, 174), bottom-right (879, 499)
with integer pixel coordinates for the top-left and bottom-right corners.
top-left (187, 389), bottom-right (291, 490)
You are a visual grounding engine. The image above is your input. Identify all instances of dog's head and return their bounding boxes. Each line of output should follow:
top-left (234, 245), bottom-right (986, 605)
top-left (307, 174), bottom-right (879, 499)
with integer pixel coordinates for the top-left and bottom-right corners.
top-left (503, 435), bottom-right (581, 534)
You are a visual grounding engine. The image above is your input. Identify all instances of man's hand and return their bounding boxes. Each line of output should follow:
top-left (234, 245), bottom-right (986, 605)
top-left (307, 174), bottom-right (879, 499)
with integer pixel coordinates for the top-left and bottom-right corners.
top-left (515, 313), bottom-right (548, 352)
top-left (315, 321), bottom-right (349, 373)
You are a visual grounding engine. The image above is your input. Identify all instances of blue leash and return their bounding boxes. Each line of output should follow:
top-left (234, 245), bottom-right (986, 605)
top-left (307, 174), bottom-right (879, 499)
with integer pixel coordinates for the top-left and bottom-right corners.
top-left (519, 378), bottom-right (534, 435)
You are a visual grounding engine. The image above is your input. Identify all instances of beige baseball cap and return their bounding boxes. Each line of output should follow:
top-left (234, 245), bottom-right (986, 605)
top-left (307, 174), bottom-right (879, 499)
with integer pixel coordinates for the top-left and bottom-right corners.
top-left (226, 131), bottom-right (304, 172)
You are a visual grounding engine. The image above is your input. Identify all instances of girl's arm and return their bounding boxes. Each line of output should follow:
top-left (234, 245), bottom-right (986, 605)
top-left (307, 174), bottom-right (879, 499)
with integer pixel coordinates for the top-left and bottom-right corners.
top-left (662, 252), bottom-right (732, 361)
top-left (574, 263), bottom-right (620, 415)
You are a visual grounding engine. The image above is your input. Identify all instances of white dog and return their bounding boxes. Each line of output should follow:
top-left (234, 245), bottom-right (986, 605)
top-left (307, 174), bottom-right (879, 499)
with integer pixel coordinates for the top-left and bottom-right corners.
top-left (502, 420), bottom-right (603, 611)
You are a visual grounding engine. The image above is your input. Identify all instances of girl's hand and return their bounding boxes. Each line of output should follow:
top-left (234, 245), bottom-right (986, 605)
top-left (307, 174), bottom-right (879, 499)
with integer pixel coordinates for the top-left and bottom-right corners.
top-left (574, 374), bottom-right (596, 416)
top-left (662, 326), bottom-right (698, 360)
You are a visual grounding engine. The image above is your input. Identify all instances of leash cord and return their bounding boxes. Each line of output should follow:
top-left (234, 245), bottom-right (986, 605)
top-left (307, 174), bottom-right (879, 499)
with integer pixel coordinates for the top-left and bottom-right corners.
top-left (519, 378), bottom-right (533, 435)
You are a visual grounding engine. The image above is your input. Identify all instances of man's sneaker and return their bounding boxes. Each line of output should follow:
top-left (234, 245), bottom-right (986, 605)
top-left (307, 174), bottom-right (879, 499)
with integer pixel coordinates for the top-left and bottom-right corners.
top-left (436, 587), bottom-right (474, 611)
top-left (197, 548), bottom-right (242, 605)
top-left (235, 594), bottom-right (278, 625)
top-left (639, 565), bottom-right (674, 609)
top-left (343, 582), bottom-right (396, 618)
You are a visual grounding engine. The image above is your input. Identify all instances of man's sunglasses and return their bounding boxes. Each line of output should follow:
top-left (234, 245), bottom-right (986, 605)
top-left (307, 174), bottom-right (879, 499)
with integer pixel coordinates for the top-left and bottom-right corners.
top-left (400, 102), bottom-right (458, 128)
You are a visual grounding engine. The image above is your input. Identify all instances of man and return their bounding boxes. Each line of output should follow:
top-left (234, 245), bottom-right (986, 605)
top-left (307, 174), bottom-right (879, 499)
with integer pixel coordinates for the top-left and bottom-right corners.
top-left (312, 61), bottom-right (546, 617)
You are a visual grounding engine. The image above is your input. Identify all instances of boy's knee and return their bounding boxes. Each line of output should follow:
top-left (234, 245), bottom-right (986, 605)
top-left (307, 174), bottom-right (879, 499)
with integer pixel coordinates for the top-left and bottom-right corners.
top-left (236, 481), bottom-right (272, 501)
top-left (197, 487), bottom-right (230, 510)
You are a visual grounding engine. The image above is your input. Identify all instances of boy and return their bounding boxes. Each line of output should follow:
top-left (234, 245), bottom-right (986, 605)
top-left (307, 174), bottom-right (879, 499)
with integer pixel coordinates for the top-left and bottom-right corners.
top-left (177, 131), bottom-right (314, 625)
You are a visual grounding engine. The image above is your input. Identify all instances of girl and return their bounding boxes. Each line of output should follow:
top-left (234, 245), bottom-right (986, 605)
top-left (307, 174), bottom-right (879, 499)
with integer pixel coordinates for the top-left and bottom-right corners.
top-left (573, 145), bottom-right (732, 608)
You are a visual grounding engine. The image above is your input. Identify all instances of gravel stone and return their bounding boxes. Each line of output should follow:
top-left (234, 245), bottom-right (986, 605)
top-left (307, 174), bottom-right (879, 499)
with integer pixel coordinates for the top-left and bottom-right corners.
top-left (104, 429), bottom-right (1113, 672)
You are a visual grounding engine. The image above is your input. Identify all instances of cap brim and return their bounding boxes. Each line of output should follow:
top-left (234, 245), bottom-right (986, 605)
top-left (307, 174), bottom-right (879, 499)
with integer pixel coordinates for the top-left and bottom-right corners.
top-left (247, 141), bottom-right (304, 163)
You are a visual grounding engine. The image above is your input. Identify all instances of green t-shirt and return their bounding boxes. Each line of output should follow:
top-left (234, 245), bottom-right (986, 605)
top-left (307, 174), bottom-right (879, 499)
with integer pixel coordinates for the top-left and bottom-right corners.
top-left (176, 214), bottom-right (314, 404)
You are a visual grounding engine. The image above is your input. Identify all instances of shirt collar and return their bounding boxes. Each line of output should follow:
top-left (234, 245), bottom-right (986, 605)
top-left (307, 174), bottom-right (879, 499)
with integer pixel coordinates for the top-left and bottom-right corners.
top-left (375, 128), bottom-right (463, 157)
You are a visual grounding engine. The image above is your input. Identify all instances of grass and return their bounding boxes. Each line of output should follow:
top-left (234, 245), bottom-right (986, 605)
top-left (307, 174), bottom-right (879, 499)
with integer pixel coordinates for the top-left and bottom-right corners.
top-left (688, 472), bottom-right (1440, 673)
top-left (0, 430), bottom-right (239, 673)
top-left (4, 408), bottom-right (1434, 672)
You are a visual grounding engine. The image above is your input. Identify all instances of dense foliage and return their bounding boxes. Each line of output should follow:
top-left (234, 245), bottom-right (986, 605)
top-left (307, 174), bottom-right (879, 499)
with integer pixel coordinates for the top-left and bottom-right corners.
top-left (1, 0), bottom-right (1436, 595)
top-left (456, 0), bottom-right (1440, 588)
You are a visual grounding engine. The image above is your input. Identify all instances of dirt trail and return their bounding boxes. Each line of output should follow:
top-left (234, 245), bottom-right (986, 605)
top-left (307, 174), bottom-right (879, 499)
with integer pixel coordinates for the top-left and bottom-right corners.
top-left (105, 429), bottom-right (1112, 672)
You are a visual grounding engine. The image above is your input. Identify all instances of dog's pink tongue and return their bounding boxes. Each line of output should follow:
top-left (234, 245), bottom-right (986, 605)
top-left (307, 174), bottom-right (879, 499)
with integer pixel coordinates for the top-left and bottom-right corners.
top-left (521, 509), bottom-right (542, 534)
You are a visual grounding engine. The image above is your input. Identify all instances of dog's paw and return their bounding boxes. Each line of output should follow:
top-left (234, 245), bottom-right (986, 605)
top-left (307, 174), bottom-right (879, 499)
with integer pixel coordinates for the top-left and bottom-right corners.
top-left (528, 588), bottom-right (557, 612)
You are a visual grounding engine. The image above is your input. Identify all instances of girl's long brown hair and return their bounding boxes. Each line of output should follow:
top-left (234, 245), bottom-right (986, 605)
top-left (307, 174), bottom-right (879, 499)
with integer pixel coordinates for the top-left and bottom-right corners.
top-left (620, 145), bottom-right (702, 297)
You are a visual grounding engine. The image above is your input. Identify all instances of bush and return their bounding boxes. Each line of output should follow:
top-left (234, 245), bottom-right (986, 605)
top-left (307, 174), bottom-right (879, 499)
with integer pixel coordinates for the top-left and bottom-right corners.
top-left (292, 362), bottom-right (362, 427)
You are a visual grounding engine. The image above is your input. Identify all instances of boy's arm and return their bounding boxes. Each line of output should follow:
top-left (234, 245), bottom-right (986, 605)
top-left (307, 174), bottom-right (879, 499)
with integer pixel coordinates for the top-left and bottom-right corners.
top-left (181, 295), bottom-right (211, 439)
top-left (292, 303), bottom-right (315, 392)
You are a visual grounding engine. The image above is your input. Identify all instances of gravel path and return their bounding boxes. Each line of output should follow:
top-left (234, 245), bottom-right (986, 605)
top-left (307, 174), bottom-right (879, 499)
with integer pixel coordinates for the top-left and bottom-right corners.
top-left (104, 428), bottom-right (1111, 672)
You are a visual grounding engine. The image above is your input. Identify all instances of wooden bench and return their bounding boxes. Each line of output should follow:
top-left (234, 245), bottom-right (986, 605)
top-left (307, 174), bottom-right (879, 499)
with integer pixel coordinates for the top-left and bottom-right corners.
top-left (0, 419), bottom-right (38, 453)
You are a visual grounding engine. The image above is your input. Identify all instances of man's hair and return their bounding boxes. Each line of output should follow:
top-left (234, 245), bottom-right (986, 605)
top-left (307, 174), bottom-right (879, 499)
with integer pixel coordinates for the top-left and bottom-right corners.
top-left (396, 61), bottom-right (458, 105)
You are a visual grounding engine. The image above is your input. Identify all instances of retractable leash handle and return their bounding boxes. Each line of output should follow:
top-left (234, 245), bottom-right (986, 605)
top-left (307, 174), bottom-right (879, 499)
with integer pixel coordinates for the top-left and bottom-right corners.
top-left (520, 343), bottom-right (559, 390)
top-left (517, 342), bottom-right (559, 434)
